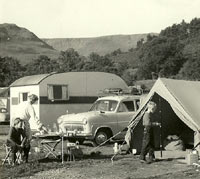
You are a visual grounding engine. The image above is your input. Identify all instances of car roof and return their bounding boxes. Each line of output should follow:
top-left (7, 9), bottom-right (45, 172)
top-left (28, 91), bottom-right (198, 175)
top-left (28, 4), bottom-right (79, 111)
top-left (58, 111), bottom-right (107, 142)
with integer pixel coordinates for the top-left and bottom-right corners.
top-left (97, 95), bottom-right (141, 101)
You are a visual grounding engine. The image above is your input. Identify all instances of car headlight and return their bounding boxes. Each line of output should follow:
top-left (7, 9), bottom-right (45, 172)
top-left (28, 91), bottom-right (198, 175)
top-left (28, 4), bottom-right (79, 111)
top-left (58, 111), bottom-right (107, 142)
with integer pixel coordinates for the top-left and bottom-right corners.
top-left (57, 116), bottom-right (64, 124)
top-left (82, 118), bottom-right (88, 125)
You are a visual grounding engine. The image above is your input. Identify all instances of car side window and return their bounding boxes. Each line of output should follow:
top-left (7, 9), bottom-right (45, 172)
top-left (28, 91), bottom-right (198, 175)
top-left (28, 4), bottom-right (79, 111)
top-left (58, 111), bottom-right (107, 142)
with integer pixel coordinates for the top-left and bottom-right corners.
top-left (109, 101), bottom-right (118, 111)
top-left (123, 101), bottom-right (135, 111)
top-left (98, 101), bottom-right (109, 111)
top-left (90, 100), bottom-right (118, 112)
top-left (118, 103), bottom-right (128, 112)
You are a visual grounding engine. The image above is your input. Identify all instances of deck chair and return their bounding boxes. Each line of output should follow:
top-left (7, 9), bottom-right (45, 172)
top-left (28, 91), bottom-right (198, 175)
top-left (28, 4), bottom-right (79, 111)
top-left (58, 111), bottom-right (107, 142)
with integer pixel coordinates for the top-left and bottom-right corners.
top-left (2, 144), bottom-right (22, 165)
top-left (66, 142), bottom-right (77, 161)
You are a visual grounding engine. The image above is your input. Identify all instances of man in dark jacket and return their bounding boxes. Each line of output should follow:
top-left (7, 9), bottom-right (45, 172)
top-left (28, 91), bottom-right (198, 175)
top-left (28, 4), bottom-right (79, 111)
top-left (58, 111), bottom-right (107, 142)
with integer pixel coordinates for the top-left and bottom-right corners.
top-left (140, 101), bottom-right (161, 164)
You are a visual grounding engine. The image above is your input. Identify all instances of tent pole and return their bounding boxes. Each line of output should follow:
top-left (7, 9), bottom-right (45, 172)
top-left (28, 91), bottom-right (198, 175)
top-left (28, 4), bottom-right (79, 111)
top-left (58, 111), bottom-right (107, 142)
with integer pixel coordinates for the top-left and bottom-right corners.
top-left (159, 96), bottom-right (163, 158)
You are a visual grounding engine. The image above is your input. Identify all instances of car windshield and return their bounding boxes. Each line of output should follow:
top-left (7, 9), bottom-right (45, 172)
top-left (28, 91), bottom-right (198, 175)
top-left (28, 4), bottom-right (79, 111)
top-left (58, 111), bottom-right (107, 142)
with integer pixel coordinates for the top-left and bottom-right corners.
top-left (90, 100), bottom-right (118, 112)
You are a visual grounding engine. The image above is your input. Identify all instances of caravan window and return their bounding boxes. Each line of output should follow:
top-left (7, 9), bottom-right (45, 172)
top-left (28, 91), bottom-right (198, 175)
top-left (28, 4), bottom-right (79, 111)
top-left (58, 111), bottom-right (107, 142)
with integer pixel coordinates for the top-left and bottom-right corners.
top-left (47, 84), bottom-right (69, 100)
top-left (19, 92), bottom-right (30, 103)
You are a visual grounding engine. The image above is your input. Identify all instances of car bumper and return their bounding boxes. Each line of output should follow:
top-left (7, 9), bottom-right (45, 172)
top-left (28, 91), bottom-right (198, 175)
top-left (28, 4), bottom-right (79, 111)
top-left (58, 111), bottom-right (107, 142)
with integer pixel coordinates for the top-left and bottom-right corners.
top-left (64, 132), bottom-right (94, 140)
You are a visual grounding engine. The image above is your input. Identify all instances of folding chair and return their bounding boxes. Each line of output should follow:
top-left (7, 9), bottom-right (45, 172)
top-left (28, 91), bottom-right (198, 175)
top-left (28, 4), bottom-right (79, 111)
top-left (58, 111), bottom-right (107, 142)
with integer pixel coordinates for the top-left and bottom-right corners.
top-left (66, 142), bottom-right (77, 161)
top-left (40, 139), bottom-right (61, 159)
top-left (2, 144), bottom-right (12, 165)
top-left (2, 144), bottom-right (22, 165)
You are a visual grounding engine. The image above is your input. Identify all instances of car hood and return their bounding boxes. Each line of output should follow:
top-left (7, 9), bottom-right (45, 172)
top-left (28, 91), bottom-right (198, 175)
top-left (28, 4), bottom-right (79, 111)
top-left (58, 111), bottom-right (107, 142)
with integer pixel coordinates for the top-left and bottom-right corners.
top-left (58, 111), bottom-right (104, 123)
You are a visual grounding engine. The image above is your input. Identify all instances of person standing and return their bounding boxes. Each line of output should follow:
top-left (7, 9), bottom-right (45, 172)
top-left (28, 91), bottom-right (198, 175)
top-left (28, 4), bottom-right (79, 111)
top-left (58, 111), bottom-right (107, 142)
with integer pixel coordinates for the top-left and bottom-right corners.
top-left (14, 94), bottom-right (48, 137)
top-left (140, 101), bottom-right (161, 164)
top-left (13, 94), bottom-right (48, 162)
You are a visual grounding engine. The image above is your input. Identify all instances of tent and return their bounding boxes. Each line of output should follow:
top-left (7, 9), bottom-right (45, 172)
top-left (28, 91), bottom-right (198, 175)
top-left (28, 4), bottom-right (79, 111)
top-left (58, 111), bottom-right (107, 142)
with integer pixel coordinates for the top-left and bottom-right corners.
top-left (129, 78), bottom-right (200, 154)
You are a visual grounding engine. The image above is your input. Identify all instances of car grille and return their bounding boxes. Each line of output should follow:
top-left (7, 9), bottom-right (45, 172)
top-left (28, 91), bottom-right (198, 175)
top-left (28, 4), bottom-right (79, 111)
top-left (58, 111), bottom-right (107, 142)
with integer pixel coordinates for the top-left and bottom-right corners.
top-left (64, 125), bottom-right (84, 132)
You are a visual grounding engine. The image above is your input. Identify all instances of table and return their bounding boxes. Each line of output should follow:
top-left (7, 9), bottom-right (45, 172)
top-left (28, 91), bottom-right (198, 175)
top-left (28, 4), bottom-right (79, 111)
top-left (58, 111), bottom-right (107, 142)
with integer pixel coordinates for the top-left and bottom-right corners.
top-left (33, 132), bottom-right (77, 163)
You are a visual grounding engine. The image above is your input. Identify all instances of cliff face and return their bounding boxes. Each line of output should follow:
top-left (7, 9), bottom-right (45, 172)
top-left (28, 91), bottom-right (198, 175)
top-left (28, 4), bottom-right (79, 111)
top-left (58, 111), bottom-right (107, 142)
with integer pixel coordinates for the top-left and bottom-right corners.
top-left (43, 34), bottom-right (152, 56)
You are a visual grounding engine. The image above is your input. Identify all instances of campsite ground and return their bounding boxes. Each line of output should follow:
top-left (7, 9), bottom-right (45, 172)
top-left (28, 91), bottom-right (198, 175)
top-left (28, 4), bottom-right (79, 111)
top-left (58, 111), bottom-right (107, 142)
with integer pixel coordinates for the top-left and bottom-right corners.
top-left (0, 135), bottom-right (200, 179)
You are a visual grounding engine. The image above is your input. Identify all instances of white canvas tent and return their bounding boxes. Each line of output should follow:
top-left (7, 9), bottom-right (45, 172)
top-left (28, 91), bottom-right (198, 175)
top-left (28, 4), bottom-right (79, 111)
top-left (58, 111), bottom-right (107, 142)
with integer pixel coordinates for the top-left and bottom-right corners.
top-left (129, 78), bottom-right (200, 153)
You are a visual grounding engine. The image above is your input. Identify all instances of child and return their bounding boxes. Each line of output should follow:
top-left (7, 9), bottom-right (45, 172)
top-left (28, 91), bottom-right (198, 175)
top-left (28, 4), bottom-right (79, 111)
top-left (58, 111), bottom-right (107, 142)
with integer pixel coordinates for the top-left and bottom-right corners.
top-left (7, 118), bottom-right (30, 165)
top-left (140, 101), bottom-right (161, 164)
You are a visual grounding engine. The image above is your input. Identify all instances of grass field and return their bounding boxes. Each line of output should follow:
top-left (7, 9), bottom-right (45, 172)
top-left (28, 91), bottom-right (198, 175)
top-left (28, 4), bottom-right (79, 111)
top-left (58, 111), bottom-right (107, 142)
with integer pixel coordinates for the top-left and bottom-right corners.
top-left (0, 135), bottom-right (200, 179)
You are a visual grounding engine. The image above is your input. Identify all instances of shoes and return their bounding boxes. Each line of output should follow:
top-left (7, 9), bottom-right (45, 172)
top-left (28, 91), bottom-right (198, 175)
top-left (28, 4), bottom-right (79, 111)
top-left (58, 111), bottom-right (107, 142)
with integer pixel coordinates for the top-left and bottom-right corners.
top-left (139, 155), bottom-right (146, 163)
top-left (140, 157), bottom-right (154, 164)
top-left (148, 155), bottom-right (155, 163)
top-left (140, 154), bottom-right (155, 164)
top-left (140, 159), bottom-right (153, 164)
top-left (146, 161), bottom-right (151, 164)
top-left (140, 159), bottom-right (146, 163)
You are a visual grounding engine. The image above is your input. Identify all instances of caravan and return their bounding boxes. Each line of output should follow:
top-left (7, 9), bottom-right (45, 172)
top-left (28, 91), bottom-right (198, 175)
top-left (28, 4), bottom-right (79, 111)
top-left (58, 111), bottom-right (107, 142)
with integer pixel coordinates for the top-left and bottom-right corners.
top-left (10, 72), bottom-right (128, 131)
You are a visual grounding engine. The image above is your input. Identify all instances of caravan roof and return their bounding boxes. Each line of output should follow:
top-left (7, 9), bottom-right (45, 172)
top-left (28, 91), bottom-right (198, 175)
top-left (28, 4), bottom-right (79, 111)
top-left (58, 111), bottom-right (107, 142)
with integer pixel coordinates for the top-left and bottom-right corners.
top-left (10, 72), bottom-right (128, 89)
top-left (10, 74), bottom-right (51, 87)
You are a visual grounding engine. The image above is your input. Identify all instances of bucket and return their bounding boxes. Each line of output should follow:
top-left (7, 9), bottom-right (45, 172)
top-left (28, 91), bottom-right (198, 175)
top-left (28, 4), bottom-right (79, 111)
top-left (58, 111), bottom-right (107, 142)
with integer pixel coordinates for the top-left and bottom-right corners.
top-left (132, 149), bottom-right (137, 155)
top-left (192, 150), bottom-right (199, 155)
top-left (186, 153), bottom-right (199, 165)
top-left (113, 143), bottom-right (119, 154)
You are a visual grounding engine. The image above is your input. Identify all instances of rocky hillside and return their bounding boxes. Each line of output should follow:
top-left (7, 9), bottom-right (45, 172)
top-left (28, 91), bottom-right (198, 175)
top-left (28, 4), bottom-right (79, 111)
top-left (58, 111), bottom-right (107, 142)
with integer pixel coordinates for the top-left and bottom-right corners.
top-left (0, 23), bottom-right (59, 64)
top-left (43, 34), bottom-right (151, 56)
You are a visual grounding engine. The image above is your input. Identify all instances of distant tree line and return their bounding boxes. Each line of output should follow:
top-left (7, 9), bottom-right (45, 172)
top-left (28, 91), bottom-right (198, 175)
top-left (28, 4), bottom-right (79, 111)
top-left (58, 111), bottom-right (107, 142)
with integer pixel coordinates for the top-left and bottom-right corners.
top-left (1, 17), bottom-right (200, 87)
top-left (135, 18), bottom-right (200, 80)
top-left (0, 48), bottom-right (130, 86)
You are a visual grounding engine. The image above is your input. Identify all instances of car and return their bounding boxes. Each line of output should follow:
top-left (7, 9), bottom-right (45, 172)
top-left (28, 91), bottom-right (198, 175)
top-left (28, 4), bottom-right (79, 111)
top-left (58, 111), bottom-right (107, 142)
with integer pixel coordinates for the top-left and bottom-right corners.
top-left (0, 97), bottom-right (9, 123)
top-left (0, 107), bottom-right (10, 135)
top-left (0, 108), bottom-right (9, 122)
top-left (57, 95), bottom-right (141, 145)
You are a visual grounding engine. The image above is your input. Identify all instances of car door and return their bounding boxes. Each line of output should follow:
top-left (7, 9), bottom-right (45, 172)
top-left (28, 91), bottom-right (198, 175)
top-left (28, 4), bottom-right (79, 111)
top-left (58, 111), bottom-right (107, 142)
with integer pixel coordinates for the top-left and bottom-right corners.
top-left (114, 100), bottom-right (137, 139)
top-left (92, 100), bottom-right (119, 135)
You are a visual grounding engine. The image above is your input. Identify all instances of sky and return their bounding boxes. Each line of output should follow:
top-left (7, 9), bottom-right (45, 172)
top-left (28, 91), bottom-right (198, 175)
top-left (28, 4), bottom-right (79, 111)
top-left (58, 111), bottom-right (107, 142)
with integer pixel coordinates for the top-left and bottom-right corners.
top-left (0, 0), bottom-right (200, 38)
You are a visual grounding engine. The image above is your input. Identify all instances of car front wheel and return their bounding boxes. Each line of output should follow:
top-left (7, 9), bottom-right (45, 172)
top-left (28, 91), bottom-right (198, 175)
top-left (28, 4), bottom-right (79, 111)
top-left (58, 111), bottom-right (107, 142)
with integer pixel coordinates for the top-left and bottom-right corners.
top-left (95, 131), bottom-right (108, 145)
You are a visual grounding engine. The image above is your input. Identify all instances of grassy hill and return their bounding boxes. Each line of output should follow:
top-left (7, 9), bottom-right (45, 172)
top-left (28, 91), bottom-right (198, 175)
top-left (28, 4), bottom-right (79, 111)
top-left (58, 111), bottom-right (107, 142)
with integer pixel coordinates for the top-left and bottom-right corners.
top-left (0, 23), bottom-right (59, 64)
top-left (43, 34), bottom-right (151, 56)
top-left (0, 23), bottom-right (156, 66)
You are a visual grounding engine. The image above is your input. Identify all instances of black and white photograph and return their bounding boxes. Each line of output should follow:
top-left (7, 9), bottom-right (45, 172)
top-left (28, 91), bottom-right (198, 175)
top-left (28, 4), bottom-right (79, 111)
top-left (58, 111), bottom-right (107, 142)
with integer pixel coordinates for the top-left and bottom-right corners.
top-left (1, 0), bottom-right (200, 178)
